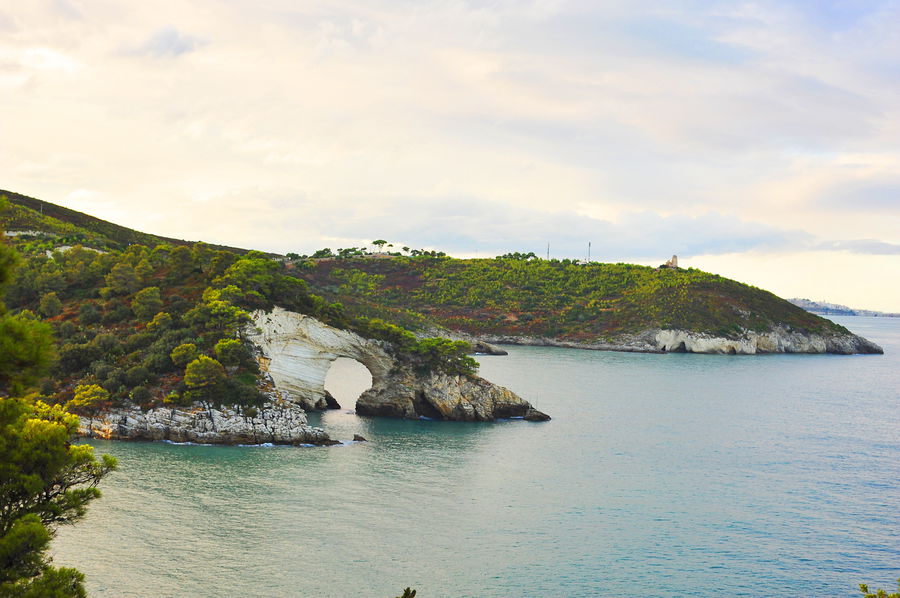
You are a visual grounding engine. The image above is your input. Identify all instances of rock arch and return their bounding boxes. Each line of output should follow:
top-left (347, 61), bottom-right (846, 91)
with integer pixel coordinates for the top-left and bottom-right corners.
top-left (247, 308), bottom-right (550, 422)
top-left (247, 308), bottom-right (393, 412)
top-left (324, 357), bottom-right (374, 408)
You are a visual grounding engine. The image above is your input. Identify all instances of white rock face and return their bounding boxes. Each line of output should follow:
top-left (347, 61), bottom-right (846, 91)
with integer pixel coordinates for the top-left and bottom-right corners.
top-left (654, 327), bottom-right (881, 355)
top-left (79, 400), bottom-right (332, 445)
top-left (246, 308), bottom-right (393, 409)
top-left (247, 307), bottom-right (549, 421)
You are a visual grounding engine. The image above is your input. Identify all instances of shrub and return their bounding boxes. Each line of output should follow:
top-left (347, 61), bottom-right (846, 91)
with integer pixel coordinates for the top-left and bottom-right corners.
top-left (38, 292), bottom-right (62, 317)
top-left (66, 383), bottom-right (109, 415)
top-left (146, 311), bottom-right (173, 331)
top-left (131, 286), bottom-right (163, 321)
top-left (214, 338), bottom-right (246, 367)
top-left (78, 302), bottom-right (101, 325)
top-left (170, 343), bottom-right (199, 367)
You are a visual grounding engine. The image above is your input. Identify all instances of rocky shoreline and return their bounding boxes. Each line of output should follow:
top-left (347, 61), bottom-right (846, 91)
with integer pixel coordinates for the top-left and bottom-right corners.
top-left (465, 326), bottom-right (883, 355)
top-left (78, 399), bottom-right (336, 446)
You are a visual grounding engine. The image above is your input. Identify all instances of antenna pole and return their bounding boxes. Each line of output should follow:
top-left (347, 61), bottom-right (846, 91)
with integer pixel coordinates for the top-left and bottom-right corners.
top-left (546, 243), bottom-right (550, 260)
top-left (588, 241), bottom-right (591, 262)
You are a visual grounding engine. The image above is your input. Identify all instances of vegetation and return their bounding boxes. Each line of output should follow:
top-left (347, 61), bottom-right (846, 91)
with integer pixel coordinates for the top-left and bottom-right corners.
top-left (297, 254), bottom-right (849, 341)
top-left (0, 195), bottom-right (482, 420)
top-left (860, 579), bottom-right (900, 598)
top-left (0, 197), bottom-right (117, 597)
top-left (0, 191), bottom-right (855, 416)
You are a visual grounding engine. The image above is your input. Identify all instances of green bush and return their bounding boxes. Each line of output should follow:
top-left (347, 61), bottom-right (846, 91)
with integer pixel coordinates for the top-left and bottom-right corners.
top-left (170, 343), bottom-right (199, 367)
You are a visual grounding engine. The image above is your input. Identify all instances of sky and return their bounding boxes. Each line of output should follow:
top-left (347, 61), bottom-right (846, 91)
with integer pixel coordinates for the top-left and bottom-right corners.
top-left (2, 0), bottom-right (899, 311)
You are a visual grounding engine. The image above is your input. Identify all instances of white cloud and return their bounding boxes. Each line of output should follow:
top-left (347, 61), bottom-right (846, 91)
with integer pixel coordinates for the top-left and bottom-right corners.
top-left (1, 0), bottom-right (898, 308)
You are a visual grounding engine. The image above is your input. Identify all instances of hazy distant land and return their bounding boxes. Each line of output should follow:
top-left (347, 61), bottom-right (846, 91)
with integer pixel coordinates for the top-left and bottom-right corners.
top-left (789, 298), bottom-right (900, 318)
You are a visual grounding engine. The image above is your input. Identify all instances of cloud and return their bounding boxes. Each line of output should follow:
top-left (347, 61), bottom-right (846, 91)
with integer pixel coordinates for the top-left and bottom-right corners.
top-left (815, 178), bottom-right (900, 212)
top-left (2, 1), bottom-right (899, 306)
top-left (819, 239), bottom-right (900, 255)
top-left (131, 26), bottom-right (205, 58)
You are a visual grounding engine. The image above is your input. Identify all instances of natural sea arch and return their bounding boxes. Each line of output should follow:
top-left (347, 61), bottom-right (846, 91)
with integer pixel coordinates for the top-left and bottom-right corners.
top-left (324, 357), bottom-right (374, 409)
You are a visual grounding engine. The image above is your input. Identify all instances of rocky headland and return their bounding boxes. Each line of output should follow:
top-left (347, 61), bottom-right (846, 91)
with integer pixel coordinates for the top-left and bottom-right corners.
top-left (77, 307), bottom-right (549, 445)
top-left (246, 307), bottom-right (549, 422)
top-left (461, 326), bottom-right (883, 355)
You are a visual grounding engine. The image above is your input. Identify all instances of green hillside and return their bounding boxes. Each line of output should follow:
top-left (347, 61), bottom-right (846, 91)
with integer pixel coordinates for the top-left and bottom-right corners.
top-left (0, 189), bottom-right (259, 254)
top-left (0, 193), bottom-right (475, 415)
top-left (295, 255), bottom-right (848, 340)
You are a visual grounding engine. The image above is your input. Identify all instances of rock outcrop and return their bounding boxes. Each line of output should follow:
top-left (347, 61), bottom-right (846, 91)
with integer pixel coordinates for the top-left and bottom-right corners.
top-left (356, 368), bottom-right (549, 421)
top-left (471, 326), bottom-right (883, 355)
top-left (246, 308), bottom-right (549, 421)
top-left (78, 400), bottom-right (334, 445)
top-left (654, 327), bottom-right (883, 355)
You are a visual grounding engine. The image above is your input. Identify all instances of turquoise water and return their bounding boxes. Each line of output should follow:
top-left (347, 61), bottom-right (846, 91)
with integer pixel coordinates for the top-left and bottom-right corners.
top-left (53, 316), bottom-right (900, 597)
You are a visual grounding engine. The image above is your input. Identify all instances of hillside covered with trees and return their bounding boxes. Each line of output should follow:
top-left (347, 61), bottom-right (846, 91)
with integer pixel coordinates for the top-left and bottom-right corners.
top-left (0, 192), bottom-right (476, 417)
top-left (293, 252), bottom-right (849, 342)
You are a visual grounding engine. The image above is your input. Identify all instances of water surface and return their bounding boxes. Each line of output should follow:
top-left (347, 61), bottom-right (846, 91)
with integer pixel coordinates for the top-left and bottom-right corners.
top-left (54, 316), bottom-right (900, 597)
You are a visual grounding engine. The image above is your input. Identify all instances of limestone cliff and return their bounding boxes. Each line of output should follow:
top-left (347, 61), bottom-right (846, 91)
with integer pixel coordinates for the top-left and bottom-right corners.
top-left (470, 326), bottom-right (883, 356)
top-left (654, 327), bottom-right (883, 355)
top-left (246, 307), bottom-right (549, 421)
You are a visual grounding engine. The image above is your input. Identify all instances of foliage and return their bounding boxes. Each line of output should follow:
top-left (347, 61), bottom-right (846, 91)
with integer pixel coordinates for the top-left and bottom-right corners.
top-left (131, 287), bottom-right (163, 321)
top-left (860, 579), bottom-right (900, 598)
top-left (103, 262), bottom-right (139, 296)
top-left (65, 384), bottom-right (109, 415)
top-left (170, 343), bottom-right (199, 368)
top-left (394, 589), bottom-right (416, 598)
top-left (0, 207), bottom-right (117, 595)
top-left (409, 338), bottom-right (477, 376)
top-left (298, 256), bottom-right (849, 341)
top-left (214, 338), bottom-right (246, 367)
top-left (0, 314), bottom-right (55, 396)
top-left (146, 311), bottom-right (173, 331)
top-left (38, 292), bottom-right (62, 318)
top-left (183, 356), bottom-right (226, 403)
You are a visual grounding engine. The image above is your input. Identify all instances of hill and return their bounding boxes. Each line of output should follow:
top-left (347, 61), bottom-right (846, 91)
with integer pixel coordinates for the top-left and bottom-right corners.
top-left (0, 189), bottom-right (882, 408)
top-left (0, 188), bottom-right (262, 254)
top-left (0, 191), bottom-right (487, 421)
top-left (296, 255), bottom-right (852, 342)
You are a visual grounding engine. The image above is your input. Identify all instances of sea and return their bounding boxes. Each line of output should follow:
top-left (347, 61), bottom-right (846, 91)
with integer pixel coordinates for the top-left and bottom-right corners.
top-left (52, 316), bottom-right (900, 597)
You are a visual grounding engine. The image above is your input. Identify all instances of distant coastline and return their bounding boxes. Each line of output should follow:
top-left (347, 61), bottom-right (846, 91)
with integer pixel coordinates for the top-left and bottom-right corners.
top-left (789, 298), bottom-right (900, 318)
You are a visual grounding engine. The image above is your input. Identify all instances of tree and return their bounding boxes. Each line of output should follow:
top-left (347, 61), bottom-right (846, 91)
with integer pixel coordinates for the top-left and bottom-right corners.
top-left (146, 311), bottom-right (173, 332)
top-left (0, 200), bottom-right (116, 595)
top-left (168, 246), bottom-right (195, 280)
top-left (0, 314), bottom-right (54, 396)
top-left (860, 579), bottom-right (900, 598)
top-left (103, 262), bottom-right (139, 295)
top-left (170, 343), bottom-right (199, 368)
top-left (394, 589), bottom-right (416, 598)
top-left (0, 399), bottom-right (116, 596)
top-left (65, 384), bottom-right (109, 416)
top-left (38, 292), bottom-right (62, 318)
top-left (77, 303), bottom-right (100, 325)
top-left (183, 356), bottom-right (226, 405)
top-left (214, 339), bottom-right (245, 367)
top-left (372, 239), bottom-right (387, 251)
top-left (131, 287), bottom-right (163, 321)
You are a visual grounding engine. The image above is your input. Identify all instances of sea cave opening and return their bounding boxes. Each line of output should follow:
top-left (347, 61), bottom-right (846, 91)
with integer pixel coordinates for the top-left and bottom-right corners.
top-left (323, 357), bottom-right (374, 410)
